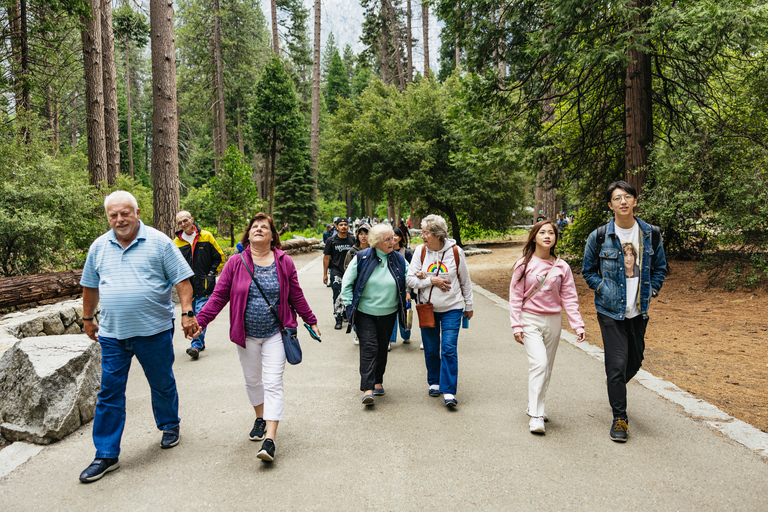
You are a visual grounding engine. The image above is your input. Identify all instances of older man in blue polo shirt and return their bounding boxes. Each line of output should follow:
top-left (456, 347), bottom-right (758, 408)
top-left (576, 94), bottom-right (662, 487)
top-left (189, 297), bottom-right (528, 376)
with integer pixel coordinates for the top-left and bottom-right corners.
top-left (78, 191), bottom-right (200, 483)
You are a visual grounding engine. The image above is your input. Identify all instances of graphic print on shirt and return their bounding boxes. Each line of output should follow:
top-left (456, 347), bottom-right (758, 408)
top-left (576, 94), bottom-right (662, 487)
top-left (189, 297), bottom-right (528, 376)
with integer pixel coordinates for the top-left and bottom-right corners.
top-left (535, 273), bottom-right (558, 293)
top-left (614, 221), bottom-right (641, 318)
top-left (427, 261), bottom-right (448, 275)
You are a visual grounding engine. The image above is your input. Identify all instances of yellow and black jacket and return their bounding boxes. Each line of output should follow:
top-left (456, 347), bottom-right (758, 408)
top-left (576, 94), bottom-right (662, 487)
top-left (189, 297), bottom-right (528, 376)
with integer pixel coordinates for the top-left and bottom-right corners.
top-left (174, 225), bottom-right (225, 298)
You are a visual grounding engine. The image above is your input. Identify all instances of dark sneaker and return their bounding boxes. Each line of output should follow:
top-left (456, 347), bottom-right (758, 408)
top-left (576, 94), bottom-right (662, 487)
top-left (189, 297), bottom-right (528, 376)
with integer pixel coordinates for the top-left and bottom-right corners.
top-left (373, 387), bottom-right (385, 396)
top-left (257, 438), bottom-right (275, 462)
top-left (334, 318), bottom-right (343, 330)
top-left (199, 344), bottom-right (206, 351)
top-left (160, 426), bottom-right (180, 449)
top-left (428, 388), bottom-right (441, 397)
top-left (79, 458), bottom-right (119, 483)
top-left (610, 418), bottom-right (629, 442)
top-left (186, 347), bottom-right (199, 360)
top-left (249, 418), bottom-right (267, 442)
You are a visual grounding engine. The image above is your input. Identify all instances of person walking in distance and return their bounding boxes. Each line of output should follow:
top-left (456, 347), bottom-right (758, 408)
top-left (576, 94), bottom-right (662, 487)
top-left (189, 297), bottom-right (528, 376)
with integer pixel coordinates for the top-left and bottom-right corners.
top-left (78, 191), bottom-right (199, 483)
top-left (323, 218), bottom-right (355, 329)
top-left (582, 181), bottom-right (667, 442)
top-left (174, 210), bottom-right (225, 360)
top-left (509, 220), bottom-right (585, 435)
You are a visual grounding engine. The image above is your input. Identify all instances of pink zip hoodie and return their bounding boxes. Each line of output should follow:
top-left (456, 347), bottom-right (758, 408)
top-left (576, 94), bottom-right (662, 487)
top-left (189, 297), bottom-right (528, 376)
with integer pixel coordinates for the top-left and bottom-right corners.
top-left (509, 255), bottom-right (585, 335)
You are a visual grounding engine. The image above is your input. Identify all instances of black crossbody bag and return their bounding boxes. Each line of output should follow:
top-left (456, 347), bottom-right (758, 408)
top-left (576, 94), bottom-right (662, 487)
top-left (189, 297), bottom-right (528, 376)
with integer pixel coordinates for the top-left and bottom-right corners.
top-left (239, 253), bottom-right (302, 365)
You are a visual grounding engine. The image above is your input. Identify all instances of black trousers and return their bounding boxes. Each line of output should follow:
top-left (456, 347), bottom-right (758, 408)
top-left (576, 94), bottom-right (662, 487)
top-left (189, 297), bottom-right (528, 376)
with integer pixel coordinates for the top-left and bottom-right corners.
top-left (597, 312), bottom-right (648, 420)
top-left (355, 311), bottom-right (397, 391)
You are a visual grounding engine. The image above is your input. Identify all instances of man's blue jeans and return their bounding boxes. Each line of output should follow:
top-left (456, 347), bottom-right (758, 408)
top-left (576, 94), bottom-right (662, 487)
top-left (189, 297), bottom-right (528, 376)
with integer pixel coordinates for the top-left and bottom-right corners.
top-left (420, 309), bottom-right (463, 395)
top-left (93, 326), bottom-right (179, 459)
top-left (190, 295), bottom-right (209, 350)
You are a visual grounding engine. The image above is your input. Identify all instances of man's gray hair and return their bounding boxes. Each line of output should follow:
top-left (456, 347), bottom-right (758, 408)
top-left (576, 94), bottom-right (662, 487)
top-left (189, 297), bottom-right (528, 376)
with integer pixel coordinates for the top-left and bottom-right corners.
top-left (421, 214), bottom-right (449, 242)
top-left (104, 191), bottom-right (139, 213)
top-left (368, 223), bottom-right (394, 247)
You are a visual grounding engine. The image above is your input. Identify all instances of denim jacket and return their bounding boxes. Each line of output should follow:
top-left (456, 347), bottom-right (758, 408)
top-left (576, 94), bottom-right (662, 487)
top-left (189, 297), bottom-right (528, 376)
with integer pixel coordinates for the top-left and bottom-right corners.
top-left (345, 248), bottom-right (408, 333)
top-left (582, 217), bottom-right (667, 321)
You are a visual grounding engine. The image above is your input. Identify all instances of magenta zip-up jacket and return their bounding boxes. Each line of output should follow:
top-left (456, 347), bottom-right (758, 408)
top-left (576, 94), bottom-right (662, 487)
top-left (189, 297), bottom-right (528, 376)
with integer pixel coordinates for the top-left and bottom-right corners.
top-left (196, 246), bottom-right (317, 347)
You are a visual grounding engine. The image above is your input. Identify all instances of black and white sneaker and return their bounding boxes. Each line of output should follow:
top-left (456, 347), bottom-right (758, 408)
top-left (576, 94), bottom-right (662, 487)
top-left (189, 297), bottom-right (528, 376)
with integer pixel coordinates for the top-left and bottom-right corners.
top-left (249, 418), bottom-right (267, 441)
top-left (334, 318), bottom-right (343, 330)
top-left (79, 458), bottom-right (120, 483)
top-left (257, 438), bottom-right (276, 462)
top-left (160, 426), bottom-right (180, 449)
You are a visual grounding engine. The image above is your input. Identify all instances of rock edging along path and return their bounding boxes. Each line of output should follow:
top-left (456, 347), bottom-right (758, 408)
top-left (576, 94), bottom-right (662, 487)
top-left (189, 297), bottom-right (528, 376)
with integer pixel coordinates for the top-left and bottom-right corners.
top-left (1, 251), bottom-right (767, 511)
top-left (472, 282), bottom-right (768, 459)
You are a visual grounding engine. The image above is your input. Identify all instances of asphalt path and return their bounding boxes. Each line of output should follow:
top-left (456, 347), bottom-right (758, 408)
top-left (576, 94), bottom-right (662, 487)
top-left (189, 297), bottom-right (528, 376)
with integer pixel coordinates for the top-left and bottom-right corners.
top-left (1, 251), bottom-right (767, 511)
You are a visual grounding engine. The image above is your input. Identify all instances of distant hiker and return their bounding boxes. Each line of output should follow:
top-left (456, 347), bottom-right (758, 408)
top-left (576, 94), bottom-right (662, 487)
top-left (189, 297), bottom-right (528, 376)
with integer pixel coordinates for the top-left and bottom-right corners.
top-left (582, 181), bottom-right (667, 442)
top-left (174, 210), bottom-right (225, 361)
top-left (509, 220), bottom-right (585, 435)
top-left (536, 210), bottom-right (547, 222)
top-left (324, 218), bottom-right (356, 329)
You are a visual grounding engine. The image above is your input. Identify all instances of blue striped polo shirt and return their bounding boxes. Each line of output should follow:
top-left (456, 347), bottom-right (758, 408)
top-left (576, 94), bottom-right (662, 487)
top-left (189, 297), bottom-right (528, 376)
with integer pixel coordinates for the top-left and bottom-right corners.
top-left (80, 220), bottom-right (194, 339)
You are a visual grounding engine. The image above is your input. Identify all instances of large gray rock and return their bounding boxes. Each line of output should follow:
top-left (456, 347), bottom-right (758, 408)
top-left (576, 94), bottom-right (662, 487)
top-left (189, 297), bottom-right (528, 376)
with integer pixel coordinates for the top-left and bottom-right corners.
top-left (0, 335), bottom-right (101, 444)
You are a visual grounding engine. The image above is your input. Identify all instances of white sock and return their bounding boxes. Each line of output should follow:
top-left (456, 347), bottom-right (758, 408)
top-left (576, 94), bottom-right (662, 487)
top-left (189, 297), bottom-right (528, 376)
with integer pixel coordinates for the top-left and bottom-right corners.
top-left (429, 385), bottom-right (439, 391)
top-left (443, 393), bottom-right (455, 400)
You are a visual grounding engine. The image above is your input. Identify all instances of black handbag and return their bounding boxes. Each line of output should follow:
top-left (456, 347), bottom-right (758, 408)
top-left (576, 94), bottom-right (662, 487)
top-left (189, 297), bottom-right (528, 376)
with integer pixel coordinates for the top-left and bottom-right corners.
top-left (239, 253), bottom-right (302, 365)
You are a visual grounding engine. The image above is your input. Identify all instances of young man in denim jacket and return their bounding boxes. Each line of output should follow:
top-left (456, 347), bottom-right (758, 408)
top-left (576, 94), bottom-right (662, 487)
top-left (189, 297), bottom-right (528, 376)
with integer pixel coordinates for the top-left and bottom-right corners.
top-left (582, 181), bottom-right (667, 442)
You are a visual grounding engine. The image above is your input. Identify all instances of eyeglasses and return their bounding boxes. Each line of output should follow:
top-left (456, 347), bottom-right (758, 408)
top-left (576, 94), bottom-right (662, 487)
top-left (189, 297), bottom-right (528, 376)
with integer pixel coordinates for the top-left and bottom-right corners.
top-left (382, 237), bottom-right (394, 243)
top-left (611, 194), bottom-right (634, 204)
top-left (177, 218), bottom-right (190, 226)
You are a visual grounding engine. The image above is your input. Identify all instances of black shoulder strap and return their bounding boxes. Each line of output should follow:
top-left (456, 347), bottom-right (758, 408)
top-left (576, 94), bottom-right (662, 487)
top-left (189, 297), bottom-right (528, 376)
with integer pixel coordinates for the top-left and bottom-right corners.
top-left (651, 225), bottom-right (661, 251)
top-left (596, 224), bottom-right (607, 247)
top-left (239, 252), bottom-right (284, 333)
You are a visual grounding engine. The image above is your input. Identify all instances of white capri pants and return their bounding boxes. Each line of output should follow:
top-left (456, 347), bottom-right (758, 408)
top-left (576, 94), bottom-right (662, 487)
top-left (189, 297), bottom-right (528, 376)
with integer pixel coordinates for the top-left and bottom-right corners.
top-left (236, 333), bottom-right (286, 421)
top-left (521, 311), bottom-right (562, 418)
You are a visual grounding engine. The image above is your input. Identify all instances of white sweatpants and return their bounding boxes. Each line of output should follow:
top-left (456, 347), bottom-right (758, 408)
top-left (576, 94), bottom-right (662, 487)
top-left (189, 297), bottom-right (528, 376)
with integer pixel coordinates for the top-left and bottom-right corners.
top-left (236, 333), bottom-right (286, 421)
top-left (521, 311), bottom-right (562, 418)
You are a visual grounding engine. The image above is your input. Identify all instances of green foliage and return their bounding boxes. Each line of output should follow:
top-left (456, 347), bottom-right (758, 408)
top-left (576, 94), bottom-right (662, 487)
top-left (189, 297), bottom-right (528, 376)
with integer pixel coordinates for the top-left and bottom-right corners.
top-left (317, 198), bottom-right (348, 222)
top-left (279, 226), bottom-right (325, 241)
top-left (559, 205), bottom-right (613, 262)
top-left (180, 184), bottom-right (219, 230)
top-left (209, 147), bottom-right (262, 246)
top-left (326, 49), bottom-right (351, 113)
top-left (0, 114), bottom-right (103, 276)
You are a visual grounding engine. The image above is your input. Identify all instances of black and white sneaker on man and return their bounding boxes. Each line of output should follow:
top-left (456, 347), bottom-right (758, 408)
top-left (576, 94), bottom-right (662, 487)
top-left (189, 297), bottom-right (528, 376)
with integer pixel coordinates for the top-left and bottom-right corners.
top-left (79, 458), bottom-right (120, 483)
top-left (249, 418), bottom-right (266, 441)
top-left (257, 438), bottom-right (276, 462)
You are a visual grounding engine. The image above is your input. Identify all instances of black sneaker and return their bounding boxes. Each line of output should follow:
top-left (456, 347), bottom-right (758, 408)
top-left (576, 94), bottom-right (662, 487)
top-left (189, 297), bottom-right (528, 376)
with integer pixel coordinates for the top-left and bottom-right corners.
top-left (334, 318), bottom-right (343, 330)
top-left (199, 344), bottom-right (206, 351)
top-left (160, 426), bottom-right (180, 449)
top-left (610, 418), bottom-right (629, 442)
top-left (249, 418), bottom-right (266, 441)
top-left (257, 438), bottom-right (275, 462)
top-left (79, 458), bottom-right (119, 483)
top-left (186, 347), bottom-right (199, 360)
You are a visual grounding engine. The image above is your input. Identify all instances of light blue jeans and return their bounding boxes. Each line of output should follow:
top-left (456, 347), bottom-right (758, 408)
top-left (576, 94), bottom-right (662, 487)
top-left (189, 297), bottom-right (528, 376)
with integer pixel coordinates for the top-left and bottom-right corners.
top-left (190, 295), bottom-right (209, 350)
top-left (389, 314), bottom-right (411, 343)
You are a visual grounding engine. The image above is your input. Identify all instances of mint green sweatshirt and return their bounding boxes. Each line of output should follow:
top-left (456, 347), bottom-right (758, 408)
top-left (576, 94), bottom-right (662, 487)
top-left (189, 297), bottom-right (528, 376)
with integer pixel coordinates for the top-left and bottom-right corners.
top-left (341, 248), bottom-right (408, 316)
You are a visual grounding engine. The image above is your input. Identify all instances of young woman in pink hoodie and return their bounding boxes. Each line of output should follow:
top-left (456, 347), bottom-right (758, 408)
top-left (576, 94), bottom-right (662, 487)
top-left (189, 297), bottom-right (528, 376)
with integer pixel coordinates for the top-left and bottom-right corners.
top-left (509, 220), bottom-right (586, 435)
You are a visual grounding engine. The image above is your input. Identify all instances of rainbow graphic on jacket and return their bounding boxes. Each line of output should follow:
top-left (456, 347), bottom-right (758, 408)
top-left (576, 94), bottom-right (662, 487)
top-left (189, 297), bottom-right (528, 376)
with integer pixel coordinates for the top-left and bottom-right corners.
top-left (427, 262), bottom-right (448, 275)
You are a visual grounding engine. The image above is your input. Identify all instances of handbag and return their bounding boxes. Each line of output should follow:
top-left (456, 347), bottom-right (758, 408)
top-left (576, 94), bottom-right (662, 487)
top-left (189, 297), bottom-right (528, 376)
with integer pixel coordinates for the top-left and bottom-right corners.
top-left (239, 253), bottom-right (302, 365)
top-left (415, 247), bottom-right (449, 328)
top-left (522, 258), bottom-right (559, 305)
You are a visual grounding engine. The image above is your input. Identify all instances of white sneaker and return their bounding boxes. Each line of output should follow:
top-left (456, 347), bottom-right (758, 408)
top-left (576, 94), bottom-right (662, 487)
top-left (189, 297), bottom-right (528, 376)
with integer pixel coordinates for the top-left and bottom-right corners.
top-left (419, 342), bottom-right (424, 350)
top-left (526, 408), bottom-right (549, 422)
top-left (529, 416), bottom-right (545, 434)
top-left (353, 332), bottom-right (359, 345)
top-left (388, 342), bottom-right (392, 351)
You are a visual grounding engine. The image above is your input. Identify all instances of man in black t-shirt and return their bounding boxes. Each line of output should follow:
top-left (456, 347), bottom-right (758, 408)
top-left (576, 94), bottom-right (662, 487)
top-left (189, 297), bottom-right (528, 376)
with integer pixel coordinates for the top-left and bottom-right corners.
top-left (323, 218), bottom-right (355, 329)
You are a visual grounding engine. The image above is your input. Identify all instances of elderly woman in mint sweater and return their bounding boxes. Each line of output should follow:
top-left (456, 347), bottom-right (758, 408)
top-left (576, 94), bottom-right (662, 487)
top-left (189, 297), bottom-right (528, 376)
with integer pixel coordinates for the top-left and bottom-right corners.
top-left (341, 224), bottom-right (408, 406)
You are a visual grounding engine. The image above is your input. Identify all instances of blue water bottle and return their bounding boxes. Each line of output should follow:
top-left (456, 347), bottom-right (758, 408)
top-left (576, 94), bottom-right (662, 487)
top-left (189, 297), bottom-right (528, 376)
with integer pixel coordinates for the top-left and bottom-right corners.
top-left (462, 315), bottom-right (469, 329)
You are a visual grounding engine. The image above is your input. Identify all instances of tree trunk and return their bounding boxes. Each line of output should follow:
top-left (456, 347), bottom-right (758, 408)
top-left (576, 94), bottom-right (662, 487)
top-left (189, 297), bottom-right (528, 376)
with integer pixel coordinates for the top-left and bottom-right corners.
top-left (101, 0), bottom-right (120, 185)
top-left (381, 0), bottom-right (389, 84)
top-left (386, 0), bottom-right (405, 90)
top-left (310, 0), bottom-right (321, 198)
top-left (237, 102), bottom-right (244, 154)
top-left (45, 84), bottom-right (54, 140)
top-left (271, 0), bottom-right (279, 54)
top-left (81, 0), bottom-right (107, 187)
top-left (387, 197), bottom-right (395, 223)
top-left (19, 0), bottom-right (30, 112)
top-left (269, 128), bottom-right (277, 216)
top-left (625, 0), bottom-right (652, 196)
top-left (406, 0), bottom-right (412, 83)
top-left (421, 2), bottom-right (429, 76)
top-left (125, 38), bottom-right (134, 179)
top-left (9, 0), bottom-right (23, 111)
top-left (0, 270), bottom-right (85, 310)
top-left (454, 1), bottom-right (460, 68)
top-left (345, 188), bottom-right (352, 218)
top-left (71, 90), bottom-right (78, 149)
top-left (150, 0), bottom-right (180, 237)
top-left (213, 0), bottom-right (227, 159)
top-left (497, 6), bottom-right (506, 74)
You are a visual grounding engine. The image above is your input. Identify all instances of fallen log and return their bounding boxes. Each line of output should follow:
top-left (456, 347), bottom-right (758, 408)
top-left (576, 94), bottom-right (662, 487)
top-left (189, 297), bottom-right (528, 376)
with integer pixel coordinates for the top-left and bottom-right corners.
top-left (0, 270), bottom-right (84, 310)
top-left (280, 238), bottom-right (321, 253)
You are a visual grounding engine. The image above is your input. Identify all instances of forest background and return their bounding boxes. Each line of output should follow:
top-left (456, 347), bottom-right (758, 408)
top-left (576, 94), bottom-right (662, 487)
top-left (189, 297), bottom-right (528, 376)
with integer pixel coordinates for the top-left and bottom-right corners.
top-left (0, 0), bottom-right (767, 291)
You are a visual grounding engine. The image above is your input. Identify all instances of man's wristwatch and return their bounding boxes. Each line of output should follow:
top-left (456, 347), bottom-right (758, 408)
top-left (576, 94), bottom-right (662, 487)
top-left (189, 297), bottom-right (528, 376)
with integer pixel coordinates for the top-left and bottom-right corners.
top-left (182, 311), bottom-right (195, 317)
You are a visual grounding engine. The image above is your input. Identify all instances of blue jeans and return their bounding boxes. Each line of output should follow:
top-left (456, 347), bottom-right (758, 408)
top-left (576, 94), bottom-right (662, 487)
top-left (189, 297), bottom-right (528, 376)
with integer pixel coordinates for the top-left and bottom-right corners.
top-left (389, 314), bottom-right (411, 343)
top-left (93, 326), bottom-right (179, 459)
top-left (420, 309), bottom-right (463, 395)
top-left (190, 295), bottom-right (209, 350)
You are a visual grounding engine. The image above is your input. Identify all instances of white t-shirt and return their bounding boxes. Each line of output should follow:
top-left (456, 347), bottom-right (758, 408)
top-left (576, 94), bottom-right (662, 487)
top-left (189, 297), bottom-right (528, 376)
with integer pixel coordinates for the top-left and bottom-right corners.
top-left (614, 222), bottom-right (641, 318)
top-left (181, 230), bottom-right (196, 246)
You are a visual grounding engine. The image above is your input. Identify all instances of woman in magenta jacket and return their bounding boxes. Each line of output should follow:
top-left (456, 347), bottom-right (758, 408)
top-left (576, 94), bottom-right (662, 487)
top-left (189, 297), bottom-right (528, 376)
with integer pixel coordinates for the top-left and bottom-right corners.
top-left (196, 213), bottom-right (318, 462)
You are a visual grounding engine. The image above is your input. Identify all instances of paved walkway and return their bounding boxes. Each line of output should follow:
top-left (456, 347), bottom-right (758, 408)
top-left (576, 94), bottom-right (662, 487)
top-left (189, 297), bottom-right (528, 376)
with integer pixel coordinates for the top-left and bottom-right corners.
top-left (1, 253), bottom-right (767, 511)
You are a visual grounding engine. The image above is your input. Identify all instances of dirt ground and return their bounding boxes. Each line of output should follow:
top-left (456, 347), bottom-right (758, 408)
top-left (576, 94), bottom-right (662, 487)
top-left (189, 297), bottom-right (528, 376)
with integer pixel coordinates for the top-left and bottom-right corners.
top-left (466, 242), bottom-right (768, 434)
